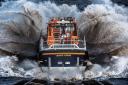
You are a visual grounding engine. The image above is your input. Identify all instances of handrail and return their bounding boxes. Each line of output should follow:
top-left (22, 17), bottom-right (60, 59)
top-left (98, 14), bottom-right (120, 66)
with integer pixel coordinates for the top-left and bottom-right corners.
top-left (49, 44), bottom-right (79, 48)
top-left (40, 39), bottom-right (86, 50)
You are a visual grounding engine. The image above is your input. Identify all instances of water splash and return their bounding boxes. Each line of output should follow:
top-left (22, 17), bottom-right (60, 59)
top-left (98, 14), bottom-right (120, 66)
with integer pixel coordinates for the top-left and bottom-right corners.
top-left (0, 56), bottom-right (24, 77)
top-left (0, 0), bottom-right (81, 56)
top-left (84, 56), bottom-right (128, 79)
top-left (78, 0), bottom-right (128, 55)
top-left (0, 0), bottom-right (128, 81)
top-left (0, 55), bottom-right (127, 80)
top-left (78, 0), bottom-right (128, 79)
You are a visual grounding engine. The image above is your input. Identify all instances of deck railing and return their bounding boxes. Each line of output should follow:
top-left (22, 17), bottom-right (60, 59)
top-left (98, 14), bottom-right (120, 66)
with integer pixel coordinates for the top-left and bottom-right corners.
top-left (40, 40), bottom-right (86, 50)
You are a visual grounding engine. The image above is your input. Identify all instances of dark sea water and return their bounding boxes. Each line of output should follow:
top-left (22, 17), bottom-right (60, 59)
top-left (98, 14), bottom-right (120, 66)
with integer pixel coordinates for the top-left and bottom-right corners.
top-left (0, 77), bottom-right (128, 85)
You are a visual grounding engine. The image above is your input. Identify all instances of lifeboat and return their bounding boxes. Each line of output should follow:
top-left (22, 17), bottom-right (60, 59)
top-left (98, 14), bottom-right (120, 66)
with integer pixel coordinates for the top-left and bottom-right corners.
top-left (38, 17), bottom-right (89, 67)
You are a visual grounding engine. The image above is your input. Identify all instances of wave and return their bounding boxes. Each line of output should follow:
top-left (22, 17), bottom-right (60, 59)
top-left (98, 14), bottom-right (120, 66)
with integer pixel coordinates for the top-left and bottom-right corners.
top-left (78, 0), bottom-right (128, 56)
top-left (0, 0), bottom-right (127, 80)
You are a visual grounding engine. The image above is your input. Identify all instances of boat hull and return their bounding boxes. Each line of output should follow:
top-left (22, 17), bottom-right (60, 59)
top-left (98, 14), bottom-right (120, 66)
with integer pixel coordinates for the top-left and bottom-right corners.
top-left (38, 49), bottom-right (88, 67)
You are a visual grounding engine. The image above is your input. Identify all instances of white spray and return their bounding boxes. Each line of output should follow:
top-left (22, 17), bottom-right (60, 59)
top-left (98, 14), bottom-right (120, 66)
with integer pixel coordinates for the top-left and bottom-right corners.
top-left (0, 0), bottom-right (127, 81)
